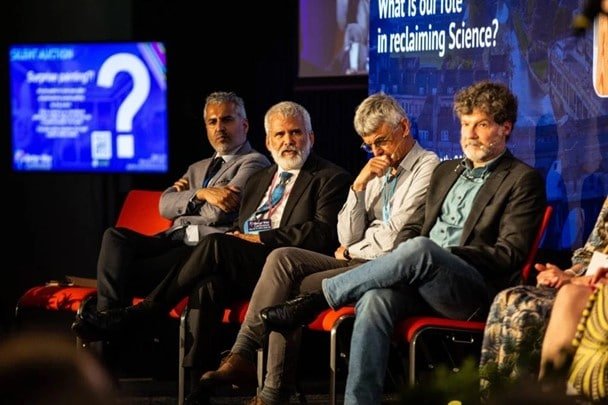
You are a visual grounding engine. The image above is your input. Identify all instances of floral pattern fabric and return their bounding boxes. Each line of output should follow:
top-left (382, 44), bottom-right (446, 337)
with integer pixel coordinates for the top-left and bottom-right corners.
top-left (479, 197), bottom-right (608, 400)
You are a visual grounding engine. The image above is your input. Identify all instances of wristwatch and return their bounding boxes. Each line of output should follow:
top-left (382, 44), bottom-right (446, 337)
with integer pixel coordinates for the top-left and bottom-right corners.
top-left (343, 248), bottom-right (352, 260)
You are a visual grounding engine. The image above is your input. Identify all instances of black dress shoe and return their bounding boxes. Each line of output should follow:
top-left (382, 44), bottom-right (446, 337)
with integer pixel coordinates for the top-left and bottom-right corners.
top-left (72, 300), bottom-right (163, 341)
top-left (260, 291), bottom-right (329, 332)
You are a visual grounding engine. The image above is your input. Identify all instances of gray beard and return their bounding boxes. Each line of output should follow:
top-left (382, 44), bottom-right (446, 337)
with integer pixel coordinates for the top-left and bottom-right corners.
top-left (271, 143), bottom-right (311, 170)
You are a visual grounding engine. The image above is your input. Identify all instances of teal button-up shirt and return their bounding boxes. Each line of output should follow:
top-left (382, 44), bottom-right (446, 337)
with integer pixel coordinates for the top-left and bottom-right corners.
top-left (429, 153), bottom-right (503, 247)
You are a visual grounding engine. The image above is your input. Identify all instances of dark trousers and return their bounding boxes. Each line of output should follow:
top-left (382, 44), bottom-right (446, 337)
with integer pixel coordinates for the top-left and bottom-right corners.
top-left (146, 233), bottom-right (273, 369)
top-left (96, 227), bottom-right (193, 311)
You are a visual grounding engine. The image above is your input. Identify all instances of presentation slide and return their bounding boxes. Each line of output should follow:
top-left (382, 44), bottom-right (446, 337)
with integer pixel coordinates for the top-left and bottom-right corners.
top-left (369, 0), bottom-right (608, 250)
top-left (299, 0), bottom-right (370, 77)
top-left (9, 42), bottom-right (168, 173)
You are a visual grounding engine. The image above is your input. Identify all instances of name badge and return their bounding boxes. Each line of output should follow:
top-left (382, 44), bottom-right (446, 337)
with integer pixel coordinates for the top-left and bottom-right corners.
top-left (585, 251), bottom-right (608, 276)
top-left (245, 219), bottom-right (272, 234)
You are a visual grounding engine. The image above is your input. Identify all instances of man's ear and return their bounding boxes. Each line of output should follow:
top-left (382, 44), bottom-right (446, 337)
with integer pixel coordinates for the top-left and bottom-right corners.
top-left (401, 119), bottom-right (410, 138)
top-left (502, 121), bottom-right (513, 137)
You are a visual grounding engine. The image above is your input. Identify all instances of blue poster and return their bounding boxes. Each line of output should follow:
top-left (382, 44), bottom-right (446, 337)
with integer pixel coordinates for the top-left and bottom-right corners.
top-left (10, 42), bottom-right (168, 173)
top-left (369, 0), bottom-right (608, 250)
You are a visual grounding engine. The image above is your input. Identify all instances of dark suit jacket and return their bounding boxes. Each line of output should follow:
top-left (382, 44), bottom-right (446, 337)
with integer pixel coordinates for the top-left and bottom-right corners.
top-left (395, 150), bottom-right (546, 292)
top-left (237, 153), bottom-right (352, 255)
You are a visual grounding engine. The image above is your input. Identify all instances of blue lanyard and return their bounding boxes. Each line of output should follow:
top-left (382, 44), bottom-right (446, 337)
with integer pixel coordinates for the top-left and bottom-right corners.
top-left (382, 171), bottom-right (399, 223)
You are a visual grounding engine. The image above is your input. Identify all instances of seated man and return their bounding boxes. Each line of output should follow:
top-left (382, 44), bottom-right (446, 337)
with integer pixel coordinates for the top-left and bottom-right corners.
top-left (262, 80), bottom-right (547, 404)
top-left (93, 91), bottom-right (270, 312)
top-left (72, 101), bottom-right (352, 368)
top-left (192, 92), bottom-right (439, 404)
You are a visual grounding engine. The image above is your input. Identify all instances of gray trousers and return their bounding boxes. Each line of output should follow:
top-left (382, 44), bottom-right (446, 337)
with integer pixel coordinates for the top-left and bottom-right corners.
top-left (230, 247), bottom-right (362, 400)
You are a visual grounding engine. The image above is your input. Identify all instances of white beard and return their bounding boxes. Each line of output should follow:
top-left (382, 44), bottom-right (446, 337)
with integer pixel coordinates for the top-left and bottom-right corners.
top-left (271, 140), bottom-right (312, 170)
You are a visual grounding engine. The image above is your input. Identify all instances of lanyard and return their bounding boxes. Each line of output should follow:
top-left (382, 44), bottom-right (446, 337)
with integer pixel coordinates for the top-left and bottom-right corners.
top-left (382, 171), bottom-right (399, 223)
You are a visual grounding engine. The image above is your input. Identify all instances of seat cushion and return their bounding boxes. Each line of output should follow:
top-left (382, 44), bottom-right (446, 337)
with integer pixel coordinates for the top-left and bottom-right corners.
top-left (17, 285), bottom-right (96, 313)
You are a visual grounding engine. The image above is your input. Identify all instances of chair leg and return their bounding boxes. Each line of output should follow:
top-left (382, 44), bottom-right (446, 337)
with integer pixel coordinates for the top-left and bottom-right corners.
top-left (178, 306), bottom-right (189, 405)
top-left (330, 326), bottom-right (338, 405)
top-left (257, 330), bottom-right (270, 396)
top-left (329, 314), bottom-right (355, 405)
top-left (409, 334), bottom-right (418, 387)
top-left (257, 345), bottom-right (266, 395)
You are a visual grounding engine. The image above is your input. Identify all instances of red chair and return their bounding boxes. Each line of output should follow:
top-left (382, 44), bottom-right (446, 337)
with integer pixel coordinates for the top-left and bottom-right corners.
top-left (311, 205), bottom-right (553, 405)
top-left (115, 189), bottom-right (173, 235)
top-left (396, 205), bottom-right (552, 387)
top-left (15, 189), bottom-right (173, 321)
top-left (14, 189), bottom-right (253, 405)
top-left (15, 190), bottom-right (186, 397)
top-left (305, 305), bottom-right (356, 403)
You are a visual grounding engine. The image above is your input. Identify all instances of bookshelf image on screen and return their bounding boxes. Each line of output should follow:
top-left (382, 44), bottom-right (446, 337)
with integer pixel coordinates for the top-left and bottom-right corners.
top-left (9, 41), bottom-right (168, 173)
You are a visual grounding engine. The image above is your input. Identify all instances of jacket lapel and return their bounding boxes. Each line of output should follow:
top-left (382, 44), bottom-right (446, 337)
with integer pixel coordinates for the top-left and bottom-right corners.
top-left (279, 155), bottom-right (318, 226)
top-left (240, 165), bottom-right (277, 225)
top-left (427, 162), bottom-right (464, 228)
top-left (210, 141), bottom-right (253, 184)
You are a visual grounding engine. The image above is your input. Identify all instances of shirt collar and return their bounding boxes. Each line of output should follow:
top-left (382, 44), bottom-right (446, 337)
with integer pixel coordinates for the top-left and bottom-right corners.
top-left (277, 167), bottom-right (300, 177)
top-left (460, 149), bottom-right (505, 178)
top-left (396, 141), bottom-right (422, 174)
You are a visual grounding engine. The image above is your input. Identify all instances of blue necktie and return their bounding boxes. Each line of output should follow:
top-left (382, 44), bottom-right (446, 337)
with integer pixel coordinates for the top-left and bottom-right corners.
top-left (203, 157), bottom-right (224, 187)
top-left (270, 172), bottom-right (293, 206)
top-left (255, 171), bottom-right (293, 216)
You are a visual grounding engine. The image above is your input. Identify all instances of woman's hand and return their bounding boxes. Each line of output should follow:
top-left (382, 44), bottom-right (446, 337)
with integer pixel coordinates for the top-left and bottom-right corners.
top-left (536, 262), bottom-right (572, 288)
top-left (592, 267), bottom-right (608, 285)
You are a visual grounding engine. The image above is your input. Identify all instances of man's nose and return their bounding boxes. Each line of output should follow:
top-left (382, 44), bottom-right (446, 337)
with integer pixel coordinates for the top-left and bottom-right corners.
top-left (283, 134), bottom-right (296, 144)
top-left (372, 147), bottom-right (384, 157)
top-left (371, 144), bottom-right (385, 155)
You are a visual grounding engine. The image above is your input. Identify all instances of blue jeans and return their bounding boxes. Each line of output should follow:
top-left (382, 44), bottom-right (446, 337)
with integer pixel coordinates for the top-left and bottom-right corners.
top-left (322, 236), bottom-right (491, 404)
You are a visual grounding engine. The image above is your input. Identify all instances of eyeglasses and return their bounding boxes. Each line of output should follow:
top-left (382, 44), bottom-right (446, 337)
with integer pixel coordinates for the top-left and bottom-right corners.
top-left (360, 137), bottom-right (391, 154)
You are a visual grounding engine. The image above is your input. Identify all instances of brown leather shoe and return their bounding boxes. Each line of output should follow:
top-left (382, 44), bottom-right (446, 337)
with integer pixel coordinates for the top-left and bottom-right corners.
top-left (200, 352), bottom-right (256, 386)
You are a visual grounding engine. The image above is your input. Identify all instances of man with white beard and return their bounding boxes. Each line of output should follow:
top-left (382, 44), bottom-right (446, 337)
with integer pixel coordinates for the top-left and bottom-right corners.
top-left (261, 82), bottom-right (547, 404)
top-left (72, 101), bottom-right (352, 379)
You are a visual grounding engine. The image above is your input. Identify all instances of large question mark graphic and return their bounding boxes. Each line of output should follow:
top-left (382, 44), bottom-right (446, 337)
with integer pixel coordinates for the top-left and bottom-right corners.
top-left (491, 18), bottom-right (499, 47)
top-left (96, 53), bottom-right (150, 159)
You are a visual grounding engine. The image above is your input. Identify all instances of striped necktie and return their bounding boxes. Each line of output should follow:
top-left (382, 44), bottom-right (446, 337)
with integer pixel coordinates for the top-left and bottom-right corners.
top-left (270, 171), bottom-right (293, 206)
top-left (255, 171), bottom-right (293, 216)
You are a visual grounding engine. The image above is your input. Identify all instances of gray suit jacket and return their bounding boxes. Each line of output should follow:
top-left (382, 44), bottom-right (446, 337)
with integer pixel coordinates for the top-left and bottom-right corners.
top-left (159, 141), bottom-right (270, 237)
top-left (395, 150), bottom-right (547, 292)
top-left (237, 153), bottom-right (353, 255)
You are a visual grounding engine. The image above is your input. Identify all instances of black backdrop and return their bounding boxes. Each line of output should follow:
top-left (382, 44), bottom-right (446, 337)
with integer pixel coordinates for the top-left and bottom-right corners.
top-left (0, 0), bottom-right (368, 333)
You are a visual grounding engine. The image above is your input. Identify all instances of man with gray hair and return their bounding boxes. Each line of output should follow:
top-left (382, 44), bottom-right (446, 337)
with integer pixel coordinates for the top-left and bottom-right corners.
top-left (263, 81), bottom-right (547, 404)
top-left (80, 91), bottom-right (270, 316)
top-left (195, 92), bottom-right (439, 405)
top-left (72, 101), bottom-right (352, 388)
